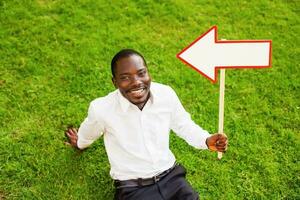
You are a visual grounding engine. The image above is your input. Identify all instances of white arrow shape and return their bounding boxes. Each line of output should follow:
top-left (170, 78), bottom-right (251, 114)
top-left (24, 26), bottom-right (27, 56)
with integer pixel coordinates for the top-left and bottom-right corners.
top-left (177, 26), bottom-right (272, 83)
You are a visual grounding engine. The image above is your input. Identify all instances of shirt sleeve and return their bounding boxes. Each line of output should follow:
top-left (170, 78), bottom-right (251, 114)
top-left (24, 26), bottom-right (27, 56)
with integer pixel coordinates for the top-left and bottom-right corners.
top-left (77, 102), bottom-right (104, 149)
top-left (169, 88), bottom-right (211, 149)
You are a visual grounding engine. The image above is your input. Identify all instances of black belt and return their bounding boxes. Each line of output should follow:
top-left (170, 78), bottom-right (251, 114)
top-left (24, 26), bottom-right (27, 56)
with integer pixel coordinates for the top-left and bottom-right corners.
top-left (114, 163), bottom-right (178, 189)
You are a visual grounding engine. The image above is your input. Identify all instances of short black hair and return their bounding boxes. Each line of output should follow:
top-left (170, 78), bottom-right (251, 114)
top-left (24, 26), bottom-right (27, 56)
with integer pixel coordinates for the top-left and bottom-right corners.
top-left (111, 49), bottom-right (147, 77)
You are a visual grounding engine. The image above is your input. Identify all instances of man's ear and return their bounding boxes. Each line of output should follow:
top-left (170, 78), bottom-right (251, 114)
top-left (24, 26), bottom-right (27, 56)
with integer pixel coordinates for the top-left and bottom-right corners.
top-left (112, 77), bottom-right (117, 88)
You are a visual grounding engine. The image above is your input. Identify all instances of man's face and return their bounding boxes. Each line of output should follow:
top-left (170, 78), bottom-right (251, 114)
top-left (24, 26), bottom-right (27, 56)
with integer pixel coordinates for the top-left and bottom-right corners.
top-left (112, 54), bottom-right (151, 108)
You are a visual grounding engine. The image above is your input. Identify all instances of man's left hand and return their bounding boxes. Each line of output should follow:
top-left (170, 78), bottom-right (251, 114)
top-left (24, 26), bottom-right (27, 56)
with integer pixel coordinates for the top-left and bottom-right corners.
top-left (206, 133), bottom-right (228, 152)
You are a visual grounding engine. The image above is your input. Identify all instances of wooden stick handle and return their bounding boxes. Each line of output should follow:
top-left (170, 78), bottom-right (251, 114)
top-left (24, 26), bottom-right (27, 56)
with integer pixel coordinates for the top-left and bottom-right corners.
top-left (218, 69), bottom-right (226, 159)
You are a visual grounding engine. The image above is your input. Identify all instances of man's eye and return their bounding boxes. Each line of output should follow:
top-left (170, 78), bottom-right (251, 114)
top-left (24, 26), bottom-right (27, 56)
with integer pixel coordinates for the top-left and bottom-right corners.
top-left (138, 71), bottom-right (146, 77)
top-left (120, 76), bottom-right (130, 80)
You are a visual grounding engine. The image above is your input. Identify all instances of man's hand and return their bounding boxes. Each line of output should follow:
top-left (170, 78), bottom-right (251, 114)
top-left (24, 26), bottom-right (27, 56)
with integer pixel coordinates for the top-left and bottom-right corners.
top-left (65, 127), bottom-right (79, 149)
top-left (206, 133), bottom-right (228, 152)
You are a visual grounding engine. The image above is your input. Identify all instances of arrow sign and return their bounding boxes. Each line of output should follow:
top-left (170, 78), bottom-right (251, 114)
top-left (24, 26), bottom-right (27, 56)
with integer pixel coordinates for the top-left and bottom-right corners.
top-left (177, 26), bottom-right (272, 159)
top-left (177, 26), bottom-right (272, 83)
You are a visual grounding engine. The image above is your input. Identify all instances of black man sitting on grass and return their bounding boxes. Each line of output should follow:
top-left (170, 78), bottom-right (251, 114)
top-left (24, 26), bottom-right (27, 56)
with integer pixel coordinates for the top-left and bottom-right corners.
top-left (65, 49), bottom-right (228, 200)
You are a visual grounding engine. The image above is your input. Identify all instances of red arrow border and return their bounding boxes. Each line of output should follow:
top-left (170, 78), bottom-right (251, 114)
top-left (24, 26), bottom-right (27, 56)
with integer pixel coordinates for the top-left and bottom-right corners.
top-left (176, 26), bottom-right (272, 83)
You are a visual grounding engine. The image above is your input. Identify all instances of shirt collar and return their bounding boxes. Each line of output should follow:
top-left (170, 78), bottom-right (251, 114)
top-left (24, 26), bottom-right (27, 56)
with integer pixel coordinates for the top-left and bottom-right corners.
top-left (117, 90), bottom-right (131, 112)
top-left (117, 83), bottom-right (155, 112)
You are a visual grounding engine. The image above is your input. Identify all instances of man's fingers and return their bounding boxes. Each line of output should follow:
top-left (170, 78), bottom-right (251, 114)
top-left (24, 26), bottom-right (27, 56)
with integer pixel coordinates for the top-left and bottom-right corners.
top-left (68, 128), bottom-right (75, 135)
top-left (64, 141), bottom-right (71, 146)
top-left (65, 131), bottom-right (74, 139)
top-left (218, 134), bottom-right (227, 140)
top-left (218, 135), bottom-right (227, 140)
top-left (216, 140), bottom-right (227, 146)
top-left (208, 133), bottom-right (228, 152)
top-left (215, 138), bottom-right (228, 152)
top-left (65, 128), bottom-right (78, 137)
top-left (216, 144), bottom-right (227, 152)
top-left (63, 127), bottom-right (79, 149)
top-left (207, 133), bottom-right (228, 152)
top-left (71, 128), bottom-right (78, 134)
top-left (215, 133), bottom-right (228, 146)
top-left (215, 137), bottom-right (227, 144)
top-left (64, 140), bottom-right (78, 148)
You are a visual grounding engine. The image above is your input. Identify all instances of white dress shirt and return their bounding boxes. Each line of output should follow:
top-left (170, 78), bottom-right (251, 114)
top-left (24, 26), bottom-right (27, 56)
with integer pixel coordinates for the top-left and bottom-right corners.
top-left (77, 82), bottom-right (211, 180)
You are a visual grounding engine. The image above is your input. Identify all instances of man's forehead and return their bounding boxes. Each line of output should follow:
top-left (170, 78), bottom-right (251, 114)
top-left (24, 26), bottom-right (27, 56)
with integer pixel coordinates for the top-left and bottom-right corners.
top-left (116, 55), bottom-right (146, 73)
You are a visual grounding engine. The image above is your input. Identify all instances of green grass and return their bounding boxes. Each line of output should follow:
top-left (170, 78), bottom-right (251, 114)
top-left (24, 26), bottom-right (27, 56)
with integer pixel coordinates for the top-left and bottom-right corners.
top-left (1, 0), bottom-right (299, 199)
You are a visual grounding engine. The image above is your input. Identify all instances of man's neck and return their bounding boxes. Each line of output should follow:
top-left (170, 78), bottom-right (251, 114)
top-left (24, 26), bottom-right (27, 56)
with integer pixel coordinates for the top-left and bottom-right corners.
top-left (136, 93), bottom-right (151, 110)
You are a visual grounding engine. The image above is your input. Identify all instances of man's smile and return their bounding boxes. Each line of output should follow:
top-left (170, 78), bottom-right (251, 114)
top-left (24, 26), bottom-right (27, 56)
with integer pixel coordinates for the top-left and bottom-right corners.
top-left (127, 87), bottom-right (148, 98)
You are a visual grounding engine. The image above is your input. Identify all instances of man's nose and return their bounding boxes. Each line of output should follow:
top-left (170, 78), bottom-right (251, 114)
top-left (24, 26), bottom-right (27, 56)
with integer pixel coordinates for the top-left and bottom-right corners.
top-left (131, 75), bottom-right (142, 85)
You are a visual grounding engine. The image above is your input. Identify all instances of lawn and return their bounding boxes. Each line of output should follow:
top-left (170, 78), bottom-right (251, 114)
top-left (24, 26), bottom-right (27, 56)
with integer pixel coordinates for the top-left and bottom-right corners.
top-left (0, 0), bottom-right (299, 199)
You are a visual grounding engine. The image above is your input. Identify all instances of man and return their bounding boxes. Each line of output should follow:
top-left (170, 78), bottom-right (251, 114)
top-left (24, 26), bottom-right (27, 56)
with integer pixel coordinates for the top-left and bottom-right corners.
top-left (65, 49), bottom-right (228, 200)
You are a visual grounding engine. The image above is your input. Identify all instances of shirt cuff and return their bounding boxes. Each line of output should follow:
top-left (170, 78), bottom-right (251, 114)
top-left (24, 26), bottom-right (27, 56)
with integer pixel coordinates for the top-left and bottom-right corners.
top-left (77, 138), bottom-right (92, 150)
top-left (199, 133), bottom-right (211, 149)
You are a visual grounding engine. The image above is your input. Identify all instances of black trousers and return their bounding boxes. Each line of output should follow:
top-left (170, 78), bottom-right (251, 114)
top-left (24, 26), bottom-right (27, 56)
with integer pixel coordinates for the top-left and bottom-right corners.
top-left (114, 164), bottom-right (199, 200)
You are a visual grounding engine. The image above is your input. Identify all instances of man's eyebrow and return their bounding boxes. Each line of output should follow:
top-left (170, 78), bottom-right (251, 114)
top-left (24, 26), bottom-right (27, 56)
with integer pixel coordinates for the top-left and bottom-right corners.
top-left (118, 67), bottom-right (146, 76)
top-left (119, 72), bottom-right (130, 76)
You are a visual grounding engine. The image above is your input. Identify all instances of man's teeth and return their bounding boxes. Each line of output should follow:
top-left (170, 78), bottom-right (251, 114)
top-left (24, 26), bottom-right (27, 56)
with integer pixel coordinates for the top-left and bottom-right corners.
top-left (130, 88), bottom-right (144, 94)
